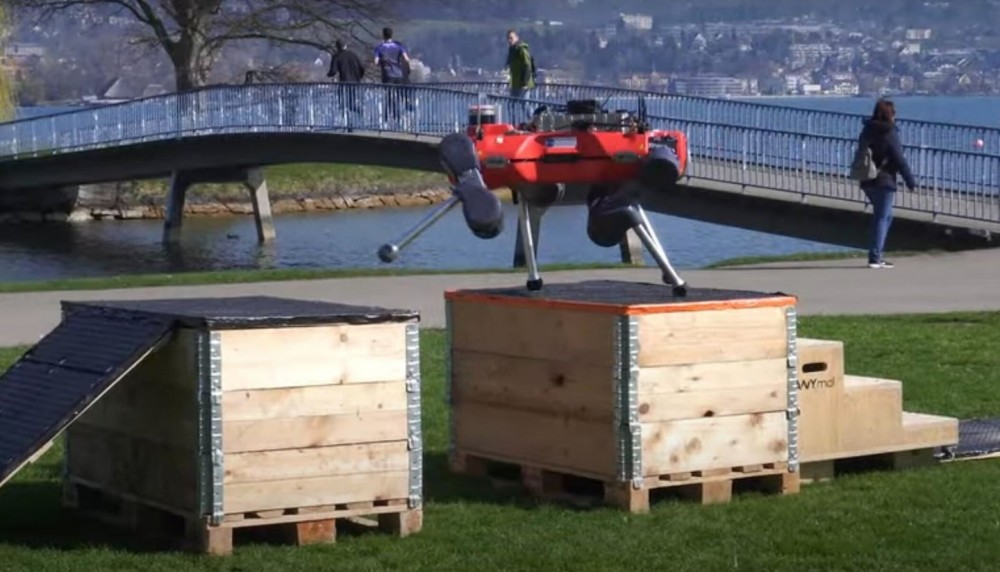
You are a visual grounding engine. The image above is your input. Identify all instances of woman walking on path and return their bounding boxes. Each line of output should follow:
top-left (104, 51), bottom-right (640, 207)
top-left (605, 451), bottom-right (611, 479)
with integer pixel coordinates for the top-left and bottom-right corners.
top-left (857, 99), bottom-right (917, 268)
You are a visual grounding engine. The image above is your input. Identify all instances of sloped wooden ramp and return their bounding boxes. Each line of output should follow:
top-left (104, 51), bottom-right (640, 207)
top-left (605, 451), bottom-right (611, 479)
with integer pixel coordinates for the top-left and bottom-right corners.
top-left (0, 305), bottom-right (174, 488)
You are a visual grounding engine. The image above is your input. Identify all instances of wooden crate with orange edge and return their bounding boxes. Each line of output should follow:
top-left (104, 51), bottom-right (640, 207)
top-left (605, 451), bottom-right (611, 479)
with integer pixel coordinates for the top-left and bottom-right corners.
top-left (444, 280), bottom-right (801, 512)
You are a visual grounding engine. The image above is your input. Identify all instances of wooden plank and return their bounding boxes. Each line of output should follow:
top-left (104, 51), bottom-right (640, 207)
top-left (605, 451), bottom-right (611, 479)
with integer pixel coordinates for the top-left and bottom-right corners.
top-left (901, 412), bottom-right (959, 449)
top-left (222, 410), bottom-right (408, 453)
top-left (223, 471), bottom-right (410, 514)
top-left (219, 323), bottom-right (407, 391)
top-left (636, 358), bottom-right (787, 421)
top-left (222, 381), bottom-right (407, 422)
top-left (838, 376), bottom-right (903, 453)
top-left (449, 299), bottom-right (617, 366)
top-left (642, 411), bottom-right (789, 475)
top-left (65, 423), bottom-right (198, 514)
top-left (796, 339), bottom-right (845, 461)
top-left (224, 442), bottom-right (411, 484)
top-left (636, 306), bottom-right (789, 367)
top-left (452, 402), bottom-right (617, 478)
top-left (75, 399), bottom-right (197, 450)
top-left (73, 330), bottom-right (199, 450)
top-left (450, 350), bottom-right (615, 422)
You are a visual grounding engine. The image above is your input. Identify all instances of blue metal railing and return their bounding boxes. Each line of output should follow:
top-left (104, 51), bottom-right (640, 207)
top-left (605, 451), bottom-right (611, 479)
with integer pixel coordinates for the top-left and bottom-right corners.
top-left (0, 82), bottom-right (996, 226)
top-left (429, 81), bottom-right (1000, 153)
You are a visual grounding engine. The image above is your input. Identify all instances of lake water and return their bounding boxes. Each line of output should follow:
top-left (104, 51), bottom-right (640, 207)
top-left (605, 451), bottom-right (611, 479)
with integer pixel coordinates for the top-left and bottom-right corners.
top-left (1, 94), bottom-right (995, 283)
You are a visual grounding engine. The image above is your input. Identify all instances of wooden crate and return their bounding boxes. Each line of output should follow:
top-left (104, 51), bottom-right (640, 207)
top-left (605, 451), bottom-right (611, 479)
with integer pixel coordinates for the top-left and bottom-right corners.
top-left (444, 280), bottom-right (802, 513)
top-left (60, 297), bottom-right (423, 555)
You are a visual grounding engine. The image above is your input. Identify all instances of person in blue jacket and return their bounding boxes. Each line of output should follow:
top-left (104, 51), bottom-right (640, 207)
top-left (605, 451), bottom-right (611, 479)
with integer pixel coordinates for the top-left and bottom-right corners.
top-left (858, 98), bottom-right (917, 269)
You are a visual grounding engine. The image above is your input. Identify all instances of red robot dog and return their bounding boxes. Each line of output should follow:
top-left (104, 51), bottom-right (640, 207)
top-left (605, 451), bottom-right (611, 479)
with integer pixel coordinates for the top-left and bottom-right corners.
top-left (378, 97), bottom-right (690, 296)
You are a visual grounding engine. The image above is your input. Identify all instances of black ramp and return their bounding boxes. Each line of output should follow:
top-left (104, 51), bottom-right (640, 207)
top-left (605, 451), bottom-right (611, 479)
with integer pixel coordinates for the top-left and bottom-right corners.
top-left (0, 309), bottom-right (173, 488)
top-left (950, 418), bottom-right (1000, 459)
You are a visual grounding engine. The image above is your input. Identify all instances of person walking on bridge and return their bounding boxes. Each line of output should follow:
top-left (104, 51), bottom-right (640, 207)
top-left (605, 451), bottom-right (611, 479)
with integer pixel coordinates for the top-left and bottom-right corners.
top-left (328, 39), bottom-right (365, 129)
top-left (374, 27), bottom-right (410, 126)
top-left (856, 98), bottom-right (916, 269)
top-left (504, 29), bottom-right (537, 124)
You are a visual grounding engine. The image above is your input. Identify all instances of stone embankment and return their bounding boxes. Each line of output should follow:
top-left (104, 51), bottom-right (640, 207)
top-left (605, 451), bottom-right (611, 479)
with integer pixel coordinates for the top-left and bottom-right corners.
top-left (0, 185), bottom-right (457, 223)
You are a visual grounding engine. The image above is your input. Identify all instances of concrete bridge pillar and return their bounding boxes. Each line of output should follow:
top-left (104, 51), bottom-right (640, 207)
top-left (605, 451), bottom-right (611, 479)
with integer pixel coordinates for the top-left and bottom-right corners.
top-left (618, 229), bottom-right (645, 265)
top-left (163, 172), bottom-right (191, 244)
top-left (244, 168), bottom-right (276, 243)
top-left (162, 167), bottom-right (275, 245)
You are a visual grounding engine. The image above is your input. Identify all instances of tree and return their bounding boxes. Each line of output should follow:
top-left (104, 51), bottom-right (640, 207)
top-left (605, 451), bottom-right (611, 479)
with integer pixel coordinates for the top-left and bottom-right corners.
top-left (11, 0), bottom-right (400, 92)
top-left (0, 4), bottom-right (15, 120)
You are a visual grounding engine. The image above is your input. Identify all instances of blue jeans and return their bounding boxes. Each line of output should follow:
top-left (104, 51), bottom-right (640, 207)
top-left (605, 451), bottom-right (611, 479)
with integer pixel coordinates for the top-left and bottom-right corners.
top-left (862, 185), bottom-right (895, 263)
top-left (508, 86), bottom-right (533, 124)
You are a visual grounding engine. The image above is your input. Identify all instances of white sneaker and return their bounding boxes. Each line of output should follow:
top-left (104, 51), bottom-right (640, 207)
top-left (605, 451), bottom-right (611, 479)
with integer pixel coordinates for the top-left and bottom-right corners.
top-left (867, 260), bottom-right (894, 269)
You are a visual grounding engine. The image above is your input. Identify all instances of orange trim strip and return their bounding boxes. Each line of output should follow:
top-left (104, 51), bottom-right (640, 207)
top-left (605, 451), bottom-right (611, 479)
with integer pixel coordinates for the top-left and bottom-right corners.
top-left (443, 290), bottom-right (797, 315)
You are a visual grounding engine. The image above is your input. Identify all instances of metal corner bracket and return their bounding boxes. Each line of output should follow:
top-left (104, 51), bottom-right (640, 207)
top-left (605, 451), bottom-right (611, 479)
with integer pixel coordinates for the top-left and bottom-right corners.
top-left (405, 322), bottom-right (424, 509)
top-left (196, 329), bottom-right (224, 525)
top-left (613, 315), bottom-right (642, 489)
top-left (784, 306), bottom-right (800, 473)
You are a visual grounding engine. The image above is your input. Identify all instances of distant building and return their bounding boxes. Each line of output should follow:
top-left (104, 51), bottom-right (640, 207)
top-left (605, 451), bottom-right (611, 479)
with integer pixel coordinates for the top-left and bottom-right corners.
top-left (670, 74), bottom-right (758, 97)
top-left (906, 29), bottom-right (933, 41)
top-left (619, 13), bottom-right (653, 32)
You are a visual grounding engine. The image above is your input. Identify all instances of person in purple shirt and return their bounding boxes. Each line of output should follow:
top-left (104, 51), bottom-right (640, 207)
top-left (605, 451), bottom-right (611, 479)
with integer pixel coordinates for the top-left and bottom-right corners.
top-left (374, 27), bottom-right (411, 123)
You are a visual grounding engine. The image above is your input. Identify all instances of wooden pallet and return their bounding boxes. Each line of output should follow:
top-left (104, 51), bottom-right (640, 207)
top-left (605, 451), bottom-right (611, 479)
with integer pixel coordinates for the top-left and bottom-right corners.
top-left (64, 478), bottom-right (421, 555)
top-left (452, 450), bottom-right (799, 513)
top-left (799, 447), bottom-right (942, 484)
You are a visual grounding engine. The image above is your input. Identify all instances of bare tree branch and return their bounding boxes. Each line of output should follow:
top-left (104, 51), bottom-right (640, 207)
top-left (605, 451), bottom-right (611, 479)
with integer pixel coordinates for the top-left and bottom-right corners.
top-left (9, 0), bottom-right (400, 90)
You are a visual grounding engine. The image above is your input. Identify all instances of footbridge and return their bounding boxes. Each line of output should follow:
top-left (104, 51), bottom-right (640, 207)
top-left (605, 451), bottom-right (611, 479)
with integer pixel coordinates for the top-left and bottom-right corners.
top-left (0, 82), bottom-right (997, 259)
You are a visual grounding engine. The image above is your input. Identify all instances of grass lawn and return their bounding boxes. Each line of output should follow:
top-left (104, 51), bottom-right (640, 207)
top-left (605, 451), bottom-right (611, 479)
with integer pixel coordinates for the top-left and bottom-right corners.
top-left (1, 312), bottom-right (999, 570)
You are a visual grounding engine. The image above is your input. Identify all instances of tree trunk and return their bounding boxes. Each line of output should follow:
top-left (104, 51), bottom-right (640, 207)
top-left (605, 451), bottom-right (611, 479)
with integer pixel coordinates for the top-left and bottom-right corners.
top-left (167, 31), bottom-right (210, 92)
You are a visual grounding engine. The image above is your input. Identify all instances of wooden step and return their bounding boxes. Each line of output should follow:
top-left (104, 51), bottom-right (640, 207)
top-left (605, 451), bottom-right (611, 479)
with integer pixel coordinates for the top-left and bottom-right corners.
top-left (838, 375), bottom-right (904, 453)
top-left (796, 339), bottom-right (846, 460)
top-left (901, 412), bottom-right (959, 449)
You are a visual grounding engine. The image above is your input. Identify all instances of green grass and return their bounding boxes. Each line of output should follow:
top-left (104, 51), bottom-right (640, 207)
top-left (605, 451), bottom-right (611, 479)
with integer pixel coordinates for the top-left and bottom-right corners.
top-left (0, 263), bottom-right (630, 294)
top-left (1, 311), bottom-right (1000, 570)
top-left (113, 164), bottom-right (447, 204)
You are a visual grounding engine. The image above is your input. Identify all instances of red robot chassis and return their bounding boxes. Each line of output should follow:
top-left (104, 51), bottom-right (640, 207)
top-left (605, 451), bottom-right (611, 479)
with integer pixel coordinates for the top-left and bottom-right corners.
top-left (378, 98), bottom-right (691, 296)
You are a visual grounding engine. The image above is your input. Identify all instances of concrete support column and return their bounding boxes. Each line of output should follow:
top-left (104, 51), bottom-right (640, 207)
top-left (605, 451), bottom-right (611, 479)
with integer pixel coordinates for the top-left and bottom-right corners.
top-left (163, 171), bottom-right (190, 244)
top-left (512, 203), bottom-right (546, 268)
top-left (244, 167), bottom-right (276, 243)
top-left (618, 229), bottom-right (645, 265)
top-left (162, 167), bottom-right (276, 245)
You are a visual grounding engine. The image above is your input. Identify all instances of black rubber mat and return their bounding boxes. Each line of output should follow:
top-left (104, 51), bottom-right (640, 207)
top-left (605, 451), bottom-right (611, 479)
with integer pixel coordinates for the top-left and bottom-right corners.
top-left (947, 418), bottom-right (1000, 459)
top-left (63, 295), bottom-right (419, 329)
top-left (453, 280), bottom-right (793, 306)
top-left (0, 311), bottom-right (172, 486)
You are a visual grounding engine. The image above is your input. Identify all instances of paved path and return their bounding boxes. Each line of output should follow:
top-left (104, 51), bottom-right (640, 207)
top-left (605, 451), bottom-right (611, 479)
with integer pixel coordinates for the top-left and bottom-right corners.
top-left (1, 249), bottom-right (999, 347)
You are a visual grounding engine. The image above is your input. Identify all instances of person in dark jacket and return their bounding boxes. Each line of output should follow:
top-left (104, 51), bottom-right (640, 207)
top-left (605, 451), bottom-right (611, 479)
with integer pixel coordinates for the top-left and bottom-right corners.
top-left (857, 98), bottom-right (917, 269)
top-left (328, 39), bottom-right (365, 83)
top-left (328, 39), bottom-right (365, 125)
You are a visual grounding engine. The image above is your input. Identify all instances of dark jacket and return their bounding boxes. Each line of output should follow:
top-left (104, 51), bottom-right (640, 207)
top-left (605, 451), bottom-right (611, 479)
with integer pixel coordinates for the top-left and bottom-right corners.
top-left (328, 49), bottom-right (365, 83)
top-left (859, 119), bottom-right (916, 191)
